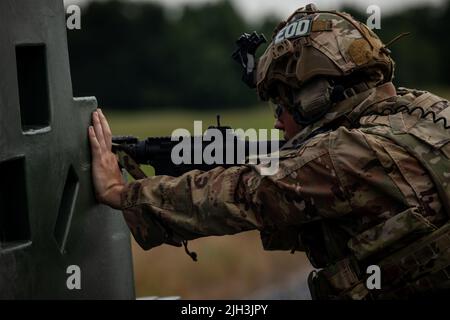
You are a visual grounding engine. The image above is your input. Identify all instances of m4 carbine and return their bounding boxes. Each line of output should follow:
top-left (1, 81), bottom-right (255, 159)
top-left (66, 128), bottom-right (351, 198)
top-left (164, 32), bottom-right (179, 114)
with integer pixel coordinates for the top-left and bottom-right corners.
top-left (112, 116), bottom-right (284, 178)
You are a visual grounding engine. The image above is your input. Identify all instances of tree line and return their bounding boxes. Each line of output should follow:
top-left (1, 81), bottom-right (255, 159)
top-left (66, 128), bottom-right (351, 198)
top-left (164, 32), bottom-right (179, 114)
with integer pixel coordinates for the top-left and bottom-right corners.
top-left (67, 0), bottom-right (450, 110)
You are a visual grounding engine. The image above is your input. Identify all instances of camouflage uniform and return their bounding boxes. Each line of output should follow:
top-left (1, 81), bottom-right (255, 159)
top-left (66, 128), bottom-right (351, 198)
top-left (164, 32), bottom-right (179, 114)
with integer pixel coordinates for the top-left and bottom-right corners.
top-left (120, 6), bottom-right (450, 299)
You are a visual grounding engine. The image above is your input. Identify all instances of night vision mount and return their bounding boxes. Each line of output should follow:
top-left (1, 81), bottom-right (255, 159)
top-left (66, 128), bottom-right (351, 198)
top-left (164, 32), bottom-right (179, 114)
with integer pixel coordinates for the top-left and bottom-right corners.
top-left (232, 31), bottom-right (267, 88)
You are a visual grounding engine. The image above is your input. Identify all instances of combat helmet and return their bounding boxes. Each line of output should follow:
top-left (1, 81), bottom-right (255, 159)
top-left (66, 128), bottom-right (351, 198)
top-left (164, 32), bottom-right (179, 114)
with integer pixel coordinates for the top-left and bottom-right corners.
top-left (255, 4), bottom-right (395, 125)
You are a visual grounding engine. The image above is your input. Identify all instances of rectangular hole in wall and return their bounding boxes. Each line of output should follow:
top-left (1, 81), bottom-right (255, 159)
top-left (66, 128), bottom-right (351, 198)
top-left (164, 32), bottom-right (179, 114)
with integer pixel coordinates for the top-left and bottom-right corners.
top-left (15, 44), bottom-right (50, 133)
top-left (0, 157), bottom-right (31, 251)
top-left (54, 165), bottom-right (79, 254)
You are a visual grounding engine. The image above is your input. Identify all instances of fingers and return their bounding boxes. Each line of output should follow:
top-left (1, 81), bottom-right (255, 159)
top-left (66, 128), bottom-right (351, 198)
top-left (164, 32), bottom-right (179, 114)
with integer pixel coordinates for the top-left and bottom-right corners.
top-left (88, 126), bottom-right (101, 157)
top-left (98, 109), bottom-right (113, 151)
top-left (92, 110), bottom-right (107, 150)
top-left (92, 109), bottom-right (113, 151)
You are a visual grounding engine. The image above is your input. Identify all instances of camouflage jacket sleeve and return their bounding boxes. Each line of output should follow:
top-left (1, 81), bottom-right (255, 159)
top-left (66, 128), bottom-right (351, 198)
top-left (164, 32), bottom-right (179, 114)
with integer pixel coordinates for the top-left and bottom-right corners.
top-left (120, 126), bottom-right (445, 251)
top-left (120, 165), bottom-right (264, 250)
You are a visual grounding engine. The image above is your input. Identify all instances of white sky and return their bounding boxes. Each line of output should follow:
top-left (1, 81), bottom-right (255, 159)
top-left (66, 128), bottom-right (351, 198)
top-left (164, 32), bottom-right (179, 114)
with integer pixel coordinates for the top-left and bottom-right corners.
top-left (64, 0), bottom-right (447, 23)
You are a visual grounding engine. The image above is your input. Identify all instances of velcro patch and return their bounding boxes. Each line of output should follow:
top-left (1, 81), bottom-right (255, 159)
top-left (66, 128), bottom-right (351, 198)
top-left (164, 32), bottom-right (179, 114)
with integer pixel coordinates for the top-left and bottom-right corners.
top-left (311, 20), bottom-right (332, 32)
top-left (274, 18), bottom-right (312, 45)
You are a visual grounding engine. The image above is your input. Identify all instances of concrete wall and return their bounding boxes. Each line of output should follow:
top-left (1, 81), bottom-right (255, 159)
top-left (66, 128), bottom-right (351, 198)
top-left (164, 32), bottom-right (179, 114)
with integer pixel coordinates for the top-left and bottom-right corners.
top-left (0, 0), bottom-right (135, 299)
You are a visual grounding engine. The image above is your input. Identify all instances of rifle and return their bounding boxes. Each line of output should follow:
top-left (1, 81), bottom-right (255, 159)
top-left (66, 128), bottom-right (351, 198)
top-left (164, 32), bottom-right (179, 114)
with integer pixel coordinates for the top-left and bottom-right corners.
top-left (112, 116), bottom-right (284, 179)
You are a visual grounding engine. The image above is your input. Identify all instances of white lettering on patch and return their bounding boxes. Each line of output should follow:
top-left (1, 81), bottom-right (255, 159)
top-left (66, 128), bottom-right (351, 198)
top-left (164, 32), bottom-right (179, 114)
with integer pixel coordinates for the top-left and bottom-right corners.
top-left (274, 18), bottom-right (312, 44)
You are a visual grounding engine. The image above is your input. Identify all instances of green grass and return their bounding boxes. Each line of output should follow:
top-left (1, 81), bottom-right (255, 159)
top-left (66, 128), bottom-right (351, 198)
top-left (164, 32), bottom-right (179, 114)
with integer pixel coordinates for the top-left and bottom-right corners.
top-left (421, 86), bottom-right (450, 100)
top-left (106, 105), bottom-right (278, 138)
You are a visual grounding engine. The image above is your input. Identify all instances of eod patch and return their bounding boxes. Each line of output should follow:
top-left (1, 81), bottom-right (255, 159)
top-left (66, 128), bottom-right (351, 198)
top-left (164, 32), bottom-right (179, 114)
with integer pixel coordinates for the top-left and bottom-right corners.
top-left (274, 18), bottom-right (312, 44)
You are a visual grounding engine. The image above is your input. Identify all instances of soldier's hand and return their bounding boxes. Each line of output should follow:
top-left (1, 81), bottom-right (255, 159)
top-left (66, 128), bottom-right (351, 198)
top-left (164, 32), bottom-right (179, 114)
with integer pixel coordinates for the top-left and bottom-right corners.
top-left (88, 109), bottom-right (124, 209)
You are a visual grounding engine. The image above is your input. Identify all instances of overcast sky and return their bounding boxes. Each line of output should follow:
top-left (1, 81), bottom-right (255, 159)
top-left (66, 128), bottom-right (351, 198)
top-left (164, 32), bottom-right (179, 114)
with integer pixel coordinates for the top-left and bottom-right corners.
top-left (64, 0), bottom-right (447, 22)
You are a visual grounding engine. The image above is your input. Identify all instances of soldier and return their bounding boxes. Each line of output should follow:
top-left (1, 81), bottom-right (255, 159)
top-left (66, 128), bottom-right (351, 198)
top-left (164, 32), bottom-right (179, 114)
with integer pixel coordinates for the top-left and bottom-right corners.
top-left (88, 4), bottom-right (450, 299)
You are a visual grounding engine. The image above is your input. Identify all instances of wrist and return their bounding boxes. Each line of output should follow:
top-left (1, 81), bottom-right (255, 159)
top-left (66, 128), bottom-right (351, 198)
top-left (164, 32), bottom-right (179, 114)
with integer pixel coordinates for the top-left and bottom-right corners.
top-left (99, 183), bottom-right (125, 210)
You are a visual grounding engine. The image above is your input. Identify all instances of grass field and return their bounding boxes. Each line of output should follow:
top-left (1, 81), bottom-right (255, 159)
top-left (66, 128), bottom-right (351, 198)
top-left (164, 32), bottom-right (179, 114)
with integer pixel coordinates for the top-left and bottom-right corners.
top-left (106, 106), bottom-right (313, 299)
top-left (107, 106), bottom-right (278, 137)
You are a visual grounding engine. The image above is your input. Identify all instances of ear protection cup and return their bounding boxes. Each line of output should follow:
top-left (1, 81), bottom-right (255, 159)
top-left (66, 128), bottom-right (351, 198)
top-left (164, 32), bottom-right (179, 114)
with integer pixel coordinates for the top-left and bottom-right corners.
top-left (288, 78), bottom-right (334, 126)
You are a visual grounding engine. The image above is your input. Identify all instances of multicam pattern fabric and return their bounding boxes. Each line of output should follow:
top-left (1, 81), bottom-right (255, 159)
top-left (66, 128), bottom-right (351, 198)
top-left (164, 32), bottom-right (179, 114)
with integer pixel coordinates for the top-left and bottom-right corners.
top-left (121, 83), bottom-right (448, 261)
top-left (348, 207), bottom-right (437, 260)
top-left (256, 9), bottom-right (393, 101)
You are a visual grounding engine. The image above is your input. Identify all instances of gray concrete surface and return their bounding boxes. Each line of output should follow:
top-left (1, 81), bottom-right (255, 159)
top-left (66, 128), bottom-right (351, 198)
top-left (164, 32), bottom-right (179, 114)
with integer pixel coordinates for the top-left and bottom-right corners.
top-left (0, 0), bottom-right (134, 299)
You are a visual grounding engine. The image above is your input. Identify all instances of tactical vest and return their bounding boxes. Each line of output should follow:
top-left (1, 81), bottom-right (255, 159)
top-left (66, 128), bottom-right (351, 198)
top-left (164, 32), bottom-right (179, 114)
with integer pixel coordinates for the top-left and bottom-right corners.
top-left (307, 89), bottom-right (450, 300)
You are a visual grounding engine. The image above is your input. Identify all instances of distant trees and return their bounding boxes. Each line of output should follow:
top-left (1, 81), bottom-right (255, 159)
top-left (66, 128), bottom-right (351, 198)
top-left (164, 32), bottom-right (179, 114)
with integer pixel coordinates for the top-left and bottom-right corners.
top-left (67, 0), bottom-right (450, 110)
top-left (343, 3), bottom-right (450, 88)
